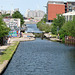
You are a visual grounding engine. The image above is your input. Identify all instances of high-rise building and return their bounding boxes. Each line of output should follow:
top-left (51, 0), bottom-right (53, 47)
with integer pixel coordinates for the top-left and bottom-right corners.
top-left (25, 9), bottom-right (45, 18)
top-left (47, 1), bottom-right (65, 22)
top-left (47, 1), bottom-right (75, 22)
top-left (64, 1), bottom-right (75, 13)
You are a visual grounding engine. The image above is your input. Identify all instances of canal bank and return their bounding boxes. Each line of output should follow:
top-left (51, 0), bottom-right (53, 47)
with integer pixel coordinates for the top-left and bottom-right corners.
top-left (0, 37), bottom-right (35, 75)
top-left (0, 41), bottom-right (19, 75)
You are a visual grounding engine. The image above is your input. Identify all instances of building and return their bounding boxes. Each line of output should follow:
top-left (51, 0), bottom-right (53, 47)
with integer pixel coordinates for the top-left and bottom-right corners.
top-left (14, 8), bottom-right (19, 12)
top-left (63, 11), bottom-right (75, 21)
top-left (0, 8), bottom-right (19, 16)
top-left (47, 1), bottom-right (65, 22)
top-left (28, 10), bottom-right (34, 18)
top-left (47, 1), bottom-right (75, 22)
top-left (25, 9), bottom-right (45, 18)
top-left (0, 10), bottom-right (6, 14)
top-left (64, 1), bottom-right (75, 13)
top-left (3, 18), bottom-right (20, 37)
top-left (36, 10), bottom-right (45, 17)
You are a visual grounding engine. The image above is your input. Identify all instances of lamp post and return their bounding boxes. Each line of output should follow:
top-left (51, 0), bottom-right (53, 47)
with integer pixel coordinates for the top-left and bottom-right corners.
top-left (57, 26), bottom-right (59, 39)
top-left (57, 26), bottom-right (59, 34)
top-left (41, 31), bottom-right (45, 40)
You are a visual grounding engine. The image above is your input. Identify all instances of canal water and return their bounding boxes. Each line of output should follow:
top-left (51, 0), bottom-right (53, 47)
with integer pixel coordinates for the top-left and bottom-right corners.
top-left (3, 24), bottom-right (75, 75)
top-left (25, 24), bottom-right (42, 33)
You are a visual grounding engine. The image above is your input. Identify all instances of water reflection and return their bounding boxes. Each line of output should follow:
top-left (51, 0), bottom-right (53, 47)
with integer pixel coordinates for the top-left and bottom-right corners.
top-left (68, 48), bottom-right (75, 69)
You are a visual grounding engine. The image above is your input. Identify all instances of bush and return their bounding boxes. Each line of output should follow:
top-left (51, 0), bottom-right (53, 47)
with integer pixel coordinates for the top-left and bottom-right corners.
top-left (37, 21), bottom-right (51, 33)
top-left (59, 16), bottom-right (75, 42)
top-left (51, 14), bottom-right (65, 34)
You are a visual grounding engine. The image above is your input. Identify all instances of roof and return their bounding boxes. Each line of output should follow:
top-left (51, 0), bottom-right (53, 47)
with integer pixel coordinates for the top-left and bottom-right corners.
top-left (48, 0), bottom-right (75, 4)
top-left (48, 1), bottom-right (64, 4)
top-left (63, 11), bottom-right (75, 16)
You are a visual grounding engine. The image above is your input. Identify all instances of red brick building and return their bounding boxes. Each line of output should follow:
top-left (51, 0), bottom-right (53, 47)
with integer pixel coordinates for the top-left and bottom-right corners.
top-left (48, 4), bottom-right (65, 21)
top-left (47, 1), bottom-right (75, 22)
top-left (47, 1), bottom-right (65, 22)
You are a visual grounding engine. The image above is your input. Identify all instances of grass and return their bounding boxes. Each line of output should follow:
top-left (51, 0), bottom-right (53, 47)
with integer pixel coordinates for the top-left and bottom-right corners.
top-left (49, 34), bottom-right (57, 38)
top-left (0, 41), bottom-right (19, 63)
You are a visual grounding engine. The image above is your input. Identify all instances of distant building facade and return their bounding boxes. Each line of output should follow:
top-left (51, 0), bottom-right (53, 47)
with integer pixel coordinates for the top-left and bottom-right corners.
top-left (64, 1), bottom-right (75, 13)
top-left (0, 8), bottom-right (19, 16)
top-left (25, 9), bottom-right (45, 18)
top-left (47, 1), bottom-right (75, 22)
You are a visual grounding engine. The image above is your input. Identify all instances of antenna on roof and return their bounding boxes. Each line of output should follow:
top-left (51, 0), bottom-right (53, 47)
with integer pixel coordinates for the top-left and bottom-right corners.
top-left (10, 0), bottom-right (13, 16)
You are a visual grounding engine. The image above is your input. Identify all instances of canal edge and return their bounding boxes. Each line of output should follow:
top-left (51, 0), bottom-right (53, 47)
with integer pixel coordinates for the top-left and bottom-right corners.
top-left (0, 37), bottom-right (35, 75)
top-left (0, 41), bottom-right (20, 75)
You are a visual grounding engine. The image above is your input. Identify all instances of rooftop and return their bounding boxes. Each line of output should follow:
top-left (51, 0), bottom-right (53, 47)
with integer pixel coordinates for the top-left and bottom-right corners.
top-left (48, 1), bottom-right (75, 4)
top-left (63, 11), bottom-right (75, 16)
top-left (48, 1), bottom-right (64, 4)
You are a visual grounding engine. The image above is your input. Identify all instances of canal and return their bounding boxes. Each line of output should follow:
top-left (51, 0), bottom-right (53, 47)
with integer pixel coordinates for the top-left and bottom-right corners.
top-left (3, 24), bottom-right (75, 75)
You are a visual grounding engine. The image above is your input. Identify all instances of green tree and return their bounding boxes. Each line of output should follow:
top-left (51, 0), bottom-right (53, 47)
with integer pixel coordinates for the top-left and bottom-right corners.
top-left (12, 11), bottom-right (24, 27)
top-left (51, 14), bottom-right (65, 34)
top-left (37, 14), bottom-right (52, 33)
top-left (41, 14), bottom-right (47, 23)
top-left (0, 16), bottom-right (10, 45)
top-left (59, 16), bottom-right (75, 42)
top-left (2, 14), bottom-right (10, 18)
top-left (37, 20), bottom-right (51, 33)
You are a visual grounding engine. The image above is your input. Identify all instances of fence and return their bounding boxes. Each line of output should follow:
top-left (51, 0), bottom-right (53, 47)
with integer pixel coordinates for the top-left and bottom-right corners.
top-left (65, 36), bottom-right (75, 46)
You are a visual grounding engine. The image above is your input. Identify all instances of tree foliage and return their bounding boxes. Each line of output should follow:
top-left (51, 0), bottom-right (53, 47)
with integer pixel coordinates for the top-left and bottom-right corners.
top-left (41, 14), bottom-right (47, 22)
top-left (59, 16), bottom-right (75, 36)
top-left (2, 14), bottom-right (10, 18)
top-left (37, 14), bottom-right (52, 33)
top-left (51, 14), bottom-right (65, 34)
top-left (12, 11), bottom-right (24, 27)
top-left (0, 16), bottom-right (10, 38)
top-left (37, 20), bottom-right (51, 33)
top-left (59, 16), bottom-right (75, 42)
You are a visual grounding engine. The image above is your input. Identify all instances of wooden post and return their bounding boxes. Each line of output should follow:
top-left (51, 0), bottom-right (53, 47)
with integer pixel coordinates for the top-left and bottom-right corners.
top-left (41, 31), bottom-right (45, 40)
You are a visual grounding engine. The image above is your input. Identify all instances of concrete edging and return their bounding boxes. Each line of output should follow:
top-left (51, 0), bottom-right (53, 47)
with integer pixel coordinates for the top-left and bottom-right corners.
top-left (0, 42), bottom-right (20, 75)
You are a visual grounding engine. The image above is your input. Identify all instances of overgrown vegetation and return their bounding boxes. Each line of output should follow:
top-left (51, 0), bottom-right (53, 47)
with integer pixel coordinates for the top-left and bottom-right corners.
top-left (59, 16), bottom-right (75, 42)
top-left (37, 14), bottom-right (75, 42)
top-left (0, 17), bottom-right (10, 38)
top-left (0, 41), bottom-right (19, 63)
top-left (37, 14), bottom-right (51, 33)
top-left (51, 14), bottom-right (75, 42)
top-left (2, 14), bottom-right (10, 18)
top-left (51, 14), bottom-right (65, 34)
top-left (0, 16), bottom-right (10, 45)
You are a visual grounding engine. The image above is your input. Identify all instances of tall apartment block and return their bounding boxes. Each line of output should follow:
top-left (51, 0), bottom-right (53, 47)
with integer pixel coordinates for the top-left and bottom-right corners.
top-left (47, 1), bottom-right (75, 22)
top-left (64, 1), bottom-right (75, 13)
top-left (25, 9), bottom-right (45, 18)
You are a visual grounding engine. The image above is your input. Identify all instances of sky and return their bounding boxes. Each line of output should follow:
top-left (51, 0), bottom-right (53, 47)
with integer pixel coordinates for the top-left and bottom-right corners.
top-left (0, 0), bottom-right (74, 16)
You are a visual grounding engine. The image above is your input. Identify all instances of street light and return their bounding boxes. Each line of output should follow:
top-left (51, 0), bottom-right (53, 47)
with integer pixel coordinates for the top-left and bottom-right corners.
top-left (57, 26), bottom-right (59, 39)
top-left (57, 26), bottom-right (59, 34)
